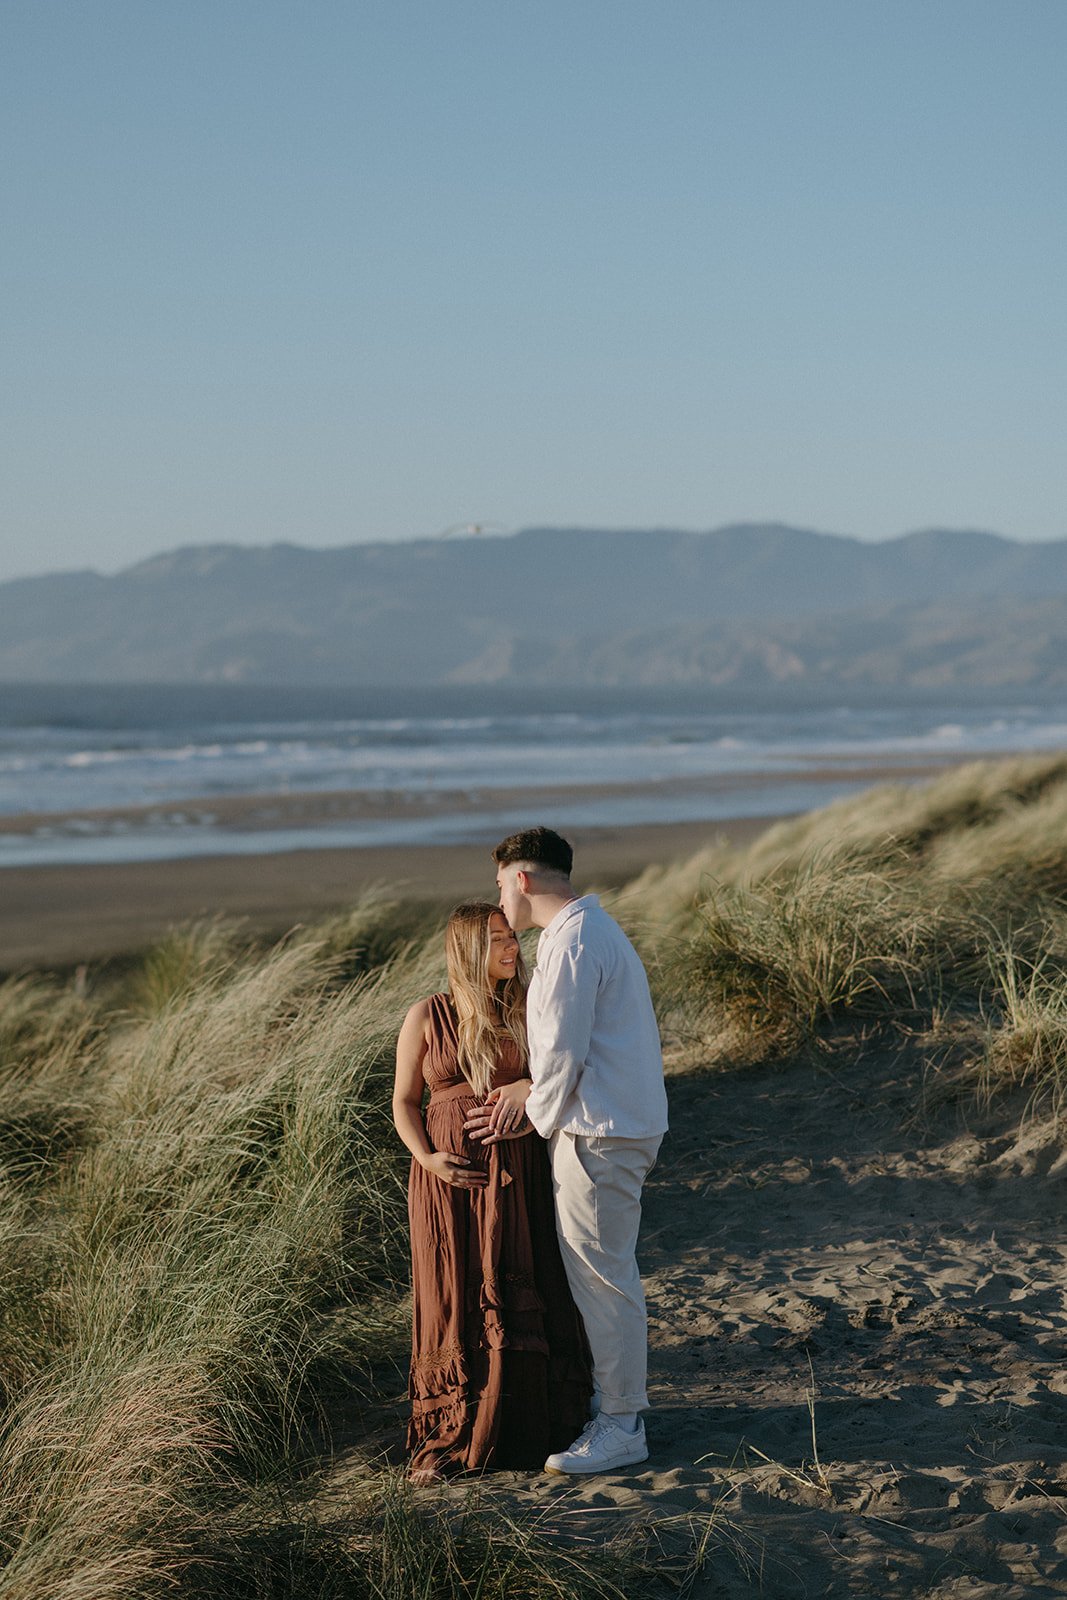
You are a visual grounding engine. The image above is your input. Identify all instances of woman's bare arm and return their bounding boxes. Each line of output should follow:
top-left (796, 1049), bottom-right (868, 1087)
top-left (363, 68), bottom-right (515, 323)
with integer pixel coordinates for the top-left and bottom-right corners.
top-left (392, 1000), bottom-right (487, 1188)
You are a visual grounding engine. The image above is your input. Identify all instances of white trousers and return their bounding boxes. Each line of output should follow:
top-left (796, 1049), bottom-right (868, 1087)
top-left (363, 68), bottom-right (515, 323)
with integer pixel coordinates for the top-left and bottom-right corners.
top-left (549, 1130), bottom-right (662, 1416)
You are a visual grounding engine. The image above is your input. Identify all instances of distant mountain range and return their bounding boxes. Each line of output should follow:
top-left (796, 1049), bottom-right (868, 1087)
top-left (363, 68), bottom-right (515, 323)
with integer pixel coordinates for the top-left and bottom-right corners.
top-left (4, 524), bottom-right (1067, 697)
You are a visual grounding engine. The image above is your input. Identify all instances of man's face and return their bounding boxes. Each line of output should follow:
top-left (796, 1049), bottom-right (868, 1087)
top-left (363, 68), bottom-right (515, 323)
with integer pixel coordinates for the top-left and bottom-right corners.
top-left (496, 862), bottom-right (533, 931)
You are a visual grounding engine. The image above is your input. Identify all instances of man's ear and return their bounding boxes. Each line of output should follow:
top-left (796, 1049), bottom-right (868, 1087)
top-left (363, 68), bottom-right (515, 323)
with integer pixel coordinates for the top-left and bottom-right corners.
top-left (515, 868), bottom-right (532, 895)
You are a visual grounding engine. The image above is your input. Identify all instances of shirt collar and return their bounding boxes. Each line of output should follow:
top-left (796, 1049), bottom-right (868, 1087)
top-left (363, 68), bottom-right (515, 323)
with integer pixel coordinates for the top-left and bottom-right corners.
top-left (538, 893), bottom-right (599, 948)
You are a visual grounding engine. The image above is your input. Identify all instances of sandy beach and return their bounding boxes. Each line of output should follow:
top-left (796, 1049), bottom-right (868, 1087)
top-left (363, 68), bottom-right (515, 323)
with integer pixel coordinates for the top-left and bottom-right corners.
top-left (0, 751), bottom-right (983, 971)
top-left (0, 813), bottom-right (772, 971)
top-left (0, 760), bottom-right (959, 842)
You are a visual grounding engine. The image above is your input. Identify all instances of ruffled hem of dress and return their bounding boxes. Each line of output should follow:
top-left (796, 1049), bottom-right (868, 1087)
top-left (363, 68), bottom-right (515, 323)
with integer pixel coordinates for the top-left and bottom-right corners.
top-left (410, 1324), bottom-right (555, 1402)
top-left (410, 1387), bottom-right (470, 1424)
top-left (410, 1345), bottom-right (468, 1403)
top-left (407, 1396), bottom-right (471, 1465)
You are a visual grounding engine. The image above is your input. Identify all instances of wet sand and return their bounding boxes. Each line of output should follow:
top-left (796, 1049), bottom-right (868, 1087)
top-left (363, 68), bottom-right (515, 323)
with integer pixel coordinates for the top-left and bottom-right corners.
top-left (0, 752), bottom-right (979, 972)
top-left (0, 814), bottom-right (773, 971)
top-left (0, 760), bottom-right (955, 840)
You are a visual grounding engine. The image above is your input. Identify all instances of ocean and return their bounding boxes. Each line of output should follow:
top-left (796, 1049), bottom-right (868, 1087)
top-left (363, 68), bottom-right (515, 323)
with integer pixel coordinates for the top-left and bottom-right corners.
top-left (1, 684), bottom-right (1065, 869)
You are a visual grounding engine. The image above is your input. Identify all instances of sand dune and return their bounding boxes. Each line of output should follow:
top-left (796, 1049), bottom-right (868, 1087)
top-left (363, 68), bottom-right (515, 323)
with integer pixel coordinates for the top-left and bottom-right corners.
top-left (336, 1038), bottom-right (1067, 1596)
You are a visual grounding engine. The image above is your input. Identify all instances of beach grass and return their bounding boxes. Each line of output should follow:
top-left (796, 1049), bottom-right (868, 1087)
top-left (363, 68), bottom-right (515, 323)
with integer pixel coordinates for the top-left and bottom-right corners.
top-left (632, 754), bottom-right (1067, 1067)
top-left (1, 754), bottom-right (1066, 1595)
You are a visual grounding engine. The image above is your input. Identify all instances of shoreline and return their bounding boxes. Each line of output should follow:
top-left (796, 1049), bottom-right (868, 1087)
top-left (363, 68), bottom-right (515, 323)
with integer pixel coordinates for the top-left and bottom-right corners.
top-left (0, 752), bottom-right (985, 879)
top-left (0, 758), bottom-right (961, 841)
top-left (0, 748), bottom-right (1018, 971)
top-left (0, 814), bottom-right (775, 972)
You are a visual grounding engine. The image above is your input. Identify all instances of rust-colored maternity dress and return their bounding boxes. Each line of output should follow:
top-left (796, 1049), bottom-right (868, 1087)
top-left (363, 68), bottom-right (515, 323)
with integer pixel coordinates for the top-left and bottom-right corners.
top-left (407, 994), bottom-right (592, 1476)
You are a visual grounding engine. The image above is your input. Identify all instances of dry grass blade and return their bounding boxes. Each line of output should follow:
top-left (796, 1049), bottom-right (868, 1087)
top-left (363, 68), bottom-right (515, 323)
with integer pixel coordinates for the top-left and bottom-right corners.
top-left (978, 939), bottom-right (1067, 1114)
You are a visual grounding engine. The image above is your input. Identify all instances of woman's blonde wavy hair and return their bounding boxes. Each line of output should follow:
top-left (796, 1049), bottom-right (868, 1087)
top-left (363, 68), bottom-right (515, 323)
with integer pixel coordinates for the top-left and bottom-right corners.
top-left (445, 901), bottom-right (528, 1097)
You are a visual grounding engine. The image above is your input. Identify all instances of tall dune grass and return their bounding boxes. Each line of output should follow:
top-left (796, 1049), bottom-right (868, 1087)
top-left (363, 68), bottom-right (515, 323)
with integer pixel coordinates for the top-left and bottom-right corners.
top-left (0, 903), bottom-right (447, 1598)
top-left (977, 938), bottom-right (1067, 1114)
top-left (676, 861), bottom-right (942, 1055)
top-left (642, 756), bottom-right (1067, 1071)
top-left (1, 762), bottom-right (1066, 1594)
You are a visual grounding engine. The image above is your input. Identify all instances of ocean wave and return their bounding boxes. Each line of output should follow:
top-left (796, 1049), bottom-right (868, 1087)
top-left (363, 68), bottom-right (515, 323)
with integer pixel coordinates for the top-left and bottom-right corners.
top-left (2, 700), bottom-right (1066, 846)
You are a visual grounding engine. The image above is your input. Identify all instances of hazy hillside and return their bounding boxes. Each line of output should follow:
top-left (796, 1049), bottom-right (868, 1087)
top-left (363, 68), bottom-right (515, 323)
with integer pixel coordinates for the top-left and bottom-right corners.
top-left (3, 524), bottom-right (1067, 692)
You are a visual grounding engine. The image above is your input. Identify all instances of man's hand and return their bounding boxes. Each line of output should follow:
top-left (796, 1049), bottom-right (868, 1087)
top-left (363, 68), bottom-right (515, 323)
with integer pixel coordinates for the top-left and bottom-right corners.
top-left (419, 1150), bottom-right (487, 1188)
top-left (465, 1079), bottom-right (533, 1144)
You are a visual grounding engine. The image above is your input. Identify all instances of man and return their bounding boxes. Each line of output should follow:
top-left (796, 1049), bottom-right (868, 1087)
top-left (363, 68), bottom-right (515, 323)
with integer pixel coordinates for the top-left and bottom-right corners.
top-left (466, 826), bottom-right (668, 1475)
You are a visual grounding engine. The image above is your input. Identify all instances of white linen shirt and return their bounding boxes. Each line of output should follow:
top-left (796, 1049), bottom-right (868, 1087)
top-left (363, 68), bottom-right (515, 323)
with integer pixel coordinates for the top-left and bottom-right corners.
top-left (524, 895), bottom-right (669, 1140)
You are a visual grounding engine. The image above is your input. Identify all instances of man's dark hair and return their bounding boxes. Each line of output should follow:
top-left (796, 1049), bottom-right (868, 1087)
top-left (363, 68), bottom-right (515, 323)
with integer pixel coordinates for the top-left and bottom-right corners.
top-left (492, 826), bottom-right (573, 877)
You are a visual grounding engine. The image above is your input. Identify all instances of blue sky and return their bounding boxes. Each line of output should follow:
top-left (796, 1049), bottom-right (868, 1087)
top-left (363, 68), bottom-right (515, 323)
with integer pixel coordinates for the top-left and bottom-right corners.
top-left (3, 0), bottom-right (1066, 582)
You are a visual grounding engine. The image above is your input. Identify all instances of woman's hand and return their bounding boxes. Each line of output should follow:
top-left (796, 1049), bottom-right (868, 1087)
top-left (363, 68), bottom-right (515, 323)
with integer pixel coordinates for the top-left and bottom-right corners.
top-left (419, 1150), bottom-right (487, 1188)
top-left (465, 1079), bottom-right (533, 1144)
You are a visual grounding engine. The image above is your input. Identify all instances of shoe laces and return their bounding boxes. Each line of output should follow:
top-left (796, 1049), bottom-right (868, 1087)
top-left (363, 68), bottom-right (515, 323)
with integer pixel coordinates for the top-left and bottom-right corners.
top-left (572, 1416), bottom-right (614, 1455)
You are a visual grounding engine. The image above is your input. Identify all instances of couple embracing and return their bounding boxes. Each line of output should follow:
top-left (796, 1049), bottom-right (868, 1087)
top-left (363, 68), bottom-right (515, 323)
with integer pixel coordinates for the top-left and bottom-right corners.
top-left (392, 826), bottom-right (668, 1482)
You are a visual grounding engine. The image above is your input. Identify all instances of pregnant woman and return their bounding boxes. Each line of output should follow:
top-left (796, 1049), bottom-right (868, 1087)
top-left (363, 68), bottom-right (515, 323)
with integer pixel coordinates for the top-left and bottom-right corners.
top-left (392, 900), bottom-right (591, 1482)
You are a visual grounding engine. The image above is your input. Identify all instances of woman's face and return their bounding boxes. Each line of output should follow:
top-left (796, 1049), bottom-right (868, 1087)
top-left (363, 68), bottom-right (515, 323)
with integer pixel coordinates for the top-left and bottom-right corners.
top-left (485, 912), bottom-right (520, 984)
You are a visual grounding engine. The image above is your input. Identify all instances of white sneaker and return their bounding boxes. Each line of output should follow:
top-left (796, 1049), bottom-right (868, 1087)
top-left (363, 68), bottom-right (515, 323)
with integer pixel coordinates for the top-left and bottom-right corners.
top-left (544, 1414), bottom-right (648, 1475)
